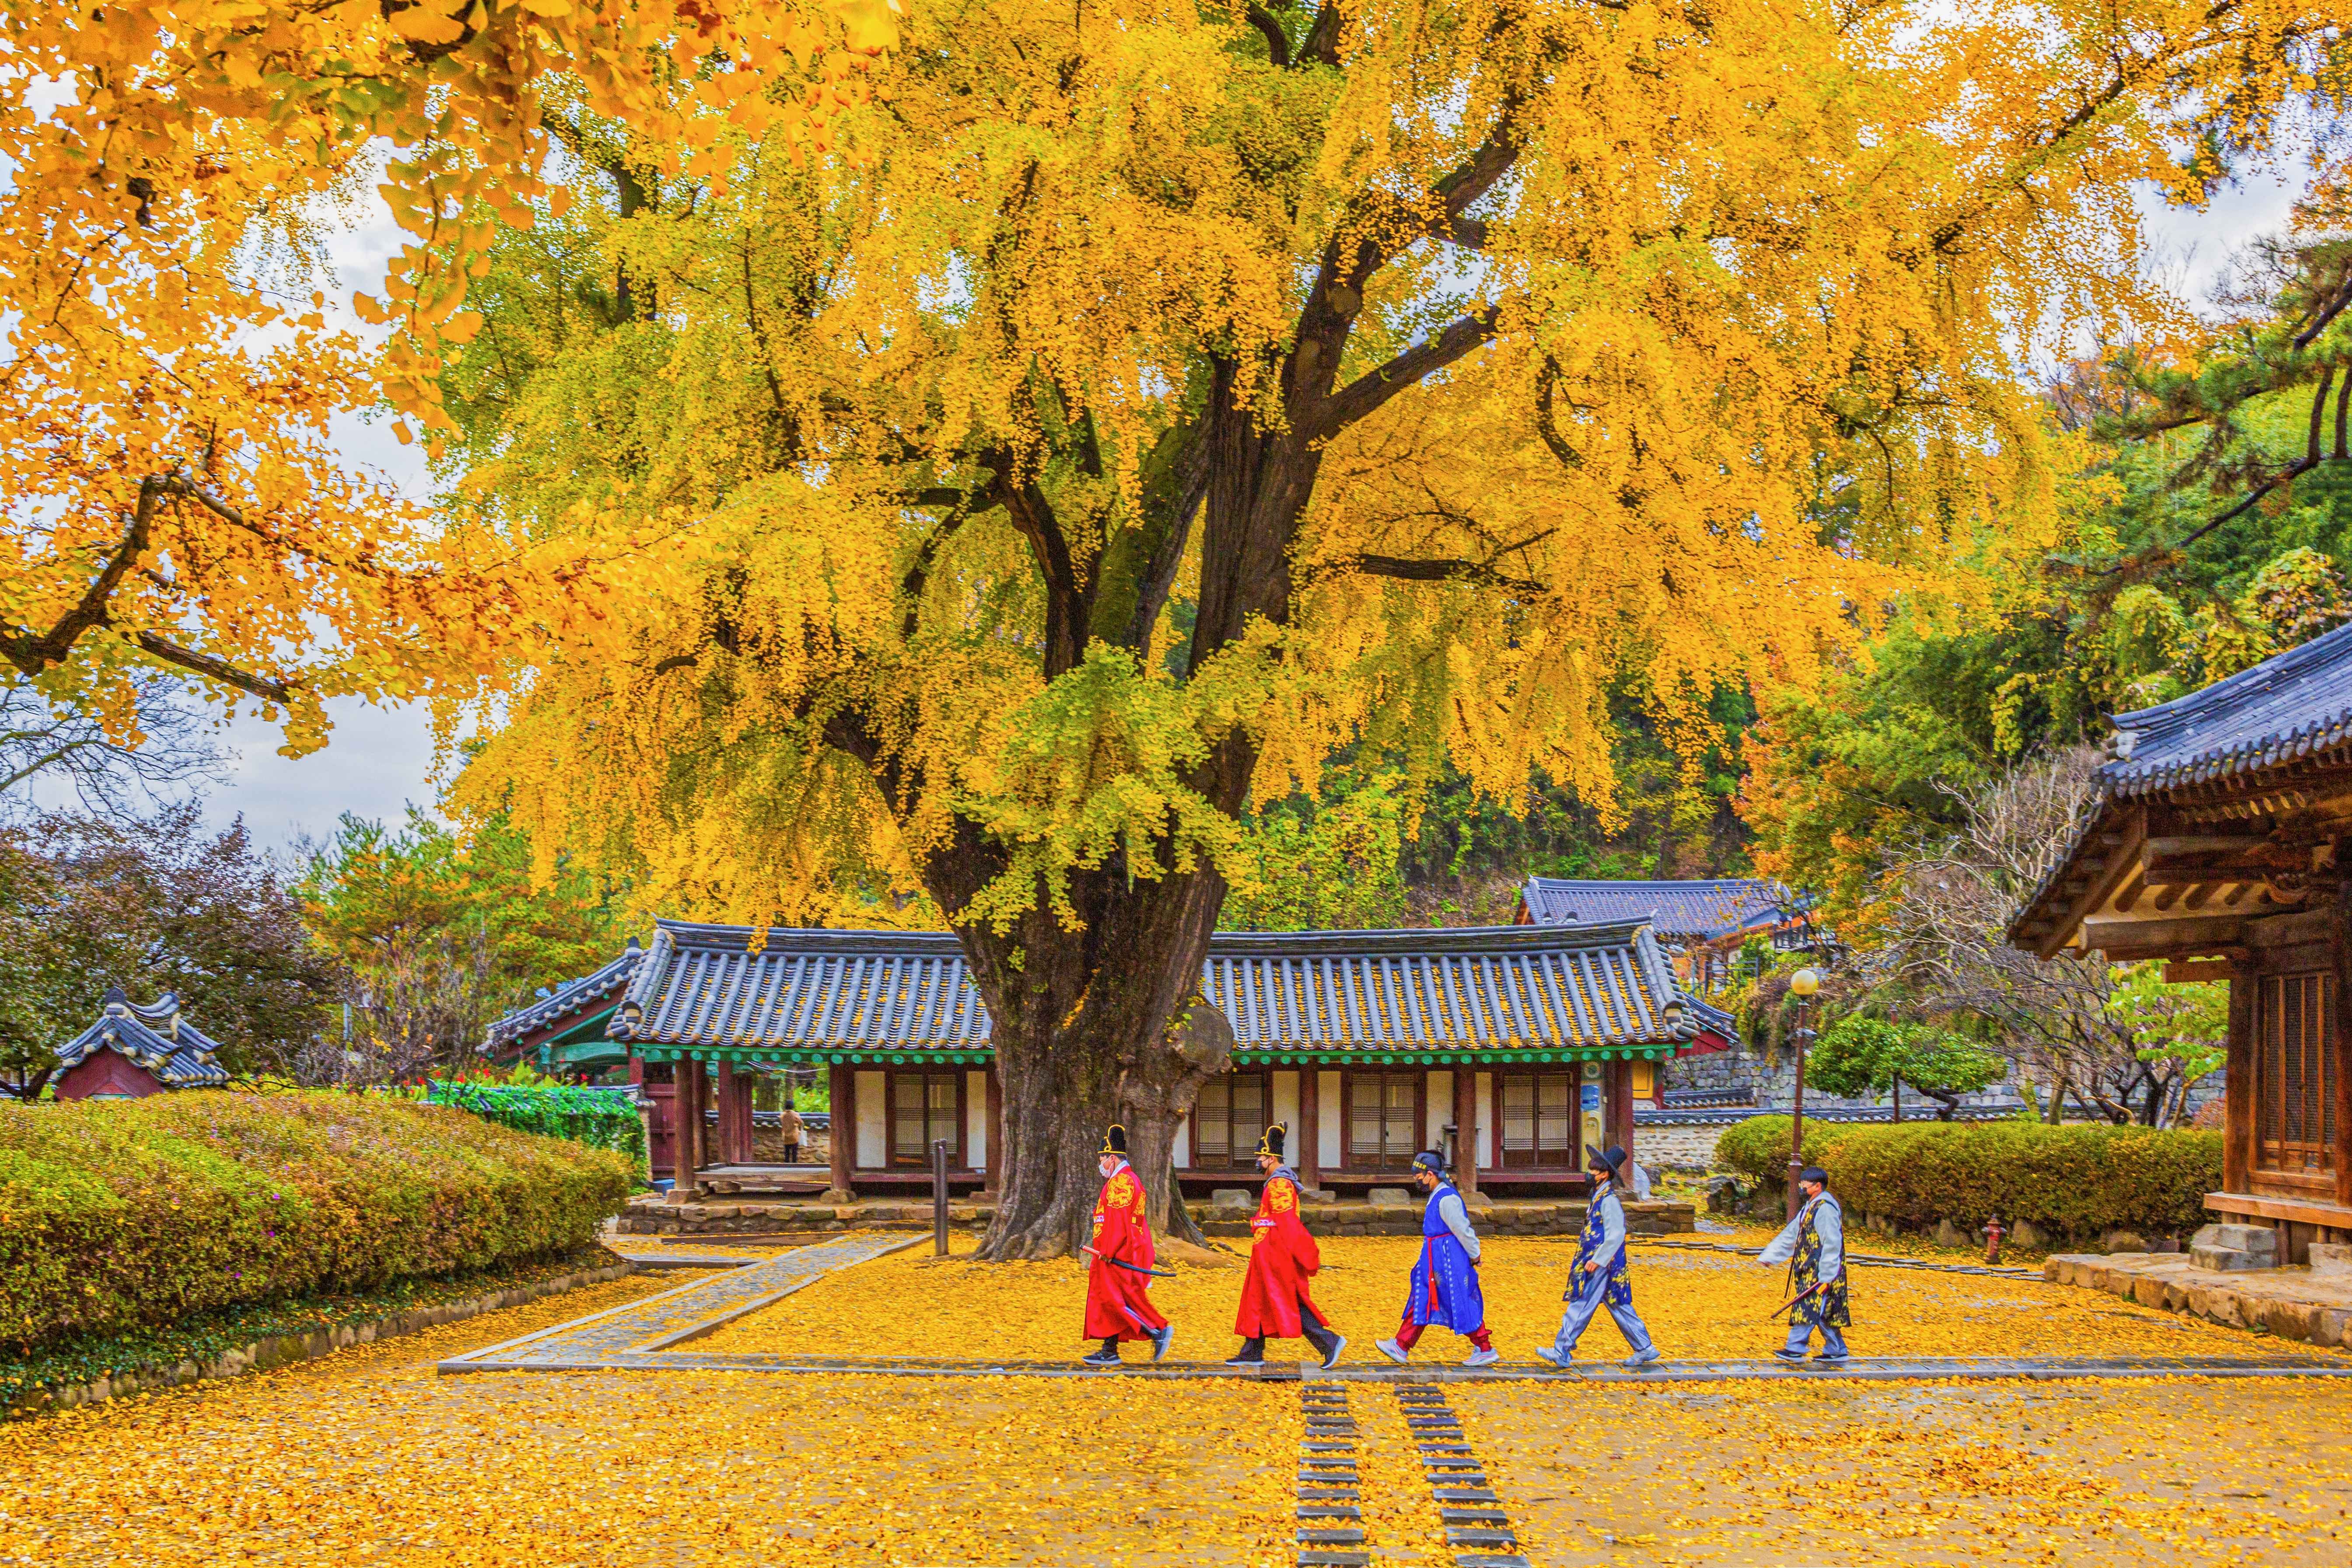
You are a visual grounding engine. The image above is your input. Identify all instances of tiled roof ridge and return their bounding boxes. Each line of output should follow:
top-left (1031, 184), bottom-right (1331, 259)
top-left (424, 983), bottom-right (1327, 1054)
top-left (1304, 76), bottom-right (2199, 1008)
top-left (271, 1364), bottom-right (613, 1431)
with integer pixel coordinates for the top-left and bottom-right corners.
top-left (2104, 620), bottom-right (2352, 794)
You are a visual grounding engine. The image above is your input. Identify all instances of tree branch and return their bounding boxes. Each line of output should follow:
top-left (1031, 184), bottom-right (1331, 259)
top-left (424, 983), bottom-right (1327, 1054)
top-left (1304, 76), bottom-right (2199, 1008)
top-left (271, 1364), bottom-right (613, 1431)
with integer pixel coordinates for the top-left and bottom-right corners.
top-left (1307, 307), bottom-right (1499, 441)
top-left (1244, 5), bottom-right (1292, 68)
top-left (1318, 552), bottom-right (1547, 597)
top-left (133, 631), bottom-right (292, 703)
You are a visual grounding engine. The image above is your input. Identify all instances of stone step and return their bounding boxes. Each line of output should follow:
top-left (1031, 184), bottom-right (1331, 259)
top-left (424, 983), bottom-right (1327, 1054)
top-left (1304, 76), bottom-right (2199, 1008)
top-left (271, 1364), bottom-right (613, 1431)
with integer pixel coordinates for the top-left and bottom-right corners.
top-left (1296, 1552), bottom-right (1372, 1568)
top-left (1428, 1473), bottom-right (1490, 1488)
top-left (1432, 1488), bottom-right (1502, 1504)
top-left (1448, 1527), bottom-right (1520, 1547)
top-left (1297, 1505), bottom-right (1364, 1521)
top-left (1453, 1554), bottom-right (1531, 1568)
top-left (1297, 1529), bottom-right (1366, 1547)
top-left (1442, 1508), bottom-right (1510, 1526)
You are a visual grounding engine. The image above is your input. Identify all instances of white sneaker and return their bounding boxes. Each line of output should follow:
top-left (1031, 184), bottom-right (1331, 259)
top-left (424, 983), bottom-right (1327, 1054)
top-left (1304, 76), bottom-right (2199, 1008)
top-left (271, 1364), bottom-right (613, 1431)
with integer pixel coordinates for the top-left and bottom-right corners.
top-left (1375, 1337), bottom-right (1409, 1365)
top-left (1533, 1345), bottom-right (1568, 1369)
top-left (1463, 1347), bottom-right (1501, 1368)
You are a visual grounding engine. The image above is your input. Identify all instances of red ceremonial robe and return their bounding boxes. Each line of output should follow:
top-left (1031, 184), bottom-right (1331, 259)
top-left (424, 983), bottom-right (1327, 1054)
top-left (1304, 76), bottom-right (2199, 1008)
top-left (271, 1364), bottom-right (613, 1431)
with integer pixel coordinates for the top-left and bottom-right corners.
top-left (1234, 1171), bottom-right (1324, 1338)
top-left (1083, 1162), bottom-right (1168, 1341)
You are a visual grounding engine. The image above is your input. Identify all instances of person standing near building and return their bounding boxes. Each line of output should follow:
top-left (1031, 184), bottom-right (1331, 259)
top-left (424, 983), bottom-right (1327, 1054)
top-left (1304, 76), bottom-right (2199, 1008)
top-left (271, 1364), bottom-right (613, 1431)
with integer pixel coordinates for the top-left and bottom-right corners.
top-left (1758, 1164), bottom-right (1849, 1363)
top-left (1080, 1125), bottom-right (1173, 1367)
top-left (1535, 1144), bottom-right (1661, 1369)
top-left (1376, 1150), bottom-right (1498, 1366)
top-left (1230, 1125), bottom-right (1345, 1370)
top-left (776, 1096), bottom-right (804, 1164)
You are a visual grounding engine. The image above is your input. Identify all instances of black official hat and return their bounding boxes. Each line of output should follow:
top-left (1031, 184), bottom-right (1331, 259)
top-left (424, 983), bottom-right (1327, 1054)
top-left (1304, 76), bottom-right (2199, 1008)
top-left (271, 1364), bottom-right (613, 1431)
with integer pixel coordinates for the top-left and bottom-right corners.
top-left (1100, 1123), bottom-right (1127, 1157)
top-left (1255, 1124), bottom-right (1285, 1160)
top-left (1586, 1143), bottom-right (1631, 1181)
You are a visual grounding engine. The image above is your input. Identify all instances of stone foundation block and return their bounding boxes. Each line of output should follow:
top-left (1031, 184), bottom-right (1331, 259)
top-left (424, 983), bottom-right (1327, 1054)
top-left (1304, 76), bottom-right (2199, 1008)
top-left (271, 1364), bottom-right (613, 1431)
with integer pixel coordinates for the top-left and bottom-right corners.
top-left (2190, 1244), bottom-right (2262, 1272)
top-left (2309, 1243), bottom-right (2352, 1278)
top-left (2192, 1223), bottom-right (2278, 1262)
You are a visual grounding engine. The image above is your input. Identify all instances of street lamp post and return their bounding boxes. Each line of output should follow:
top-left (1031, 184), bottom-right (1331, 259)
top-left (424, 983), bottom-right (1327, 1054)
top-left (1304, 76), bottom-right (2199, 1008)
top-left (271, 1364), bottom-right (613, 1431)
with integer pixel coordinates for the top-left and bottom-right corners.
top-left (1785, 966), bottom-right (1821, 1221)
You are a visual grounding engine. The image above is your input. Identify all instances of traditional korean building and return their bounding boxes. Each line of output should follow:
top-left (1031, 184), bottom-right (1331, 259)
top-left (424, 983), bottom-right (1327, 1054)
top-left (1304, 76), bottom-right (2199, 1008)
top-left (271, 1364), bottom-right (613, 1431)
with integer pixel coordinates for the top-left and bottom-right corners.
top-left (1516, 875), bottom-right (1808, 994)
top-left (2009, 622), bottom-right (2352, 1260)
top-left (490, 918), bottom-right (1706, 1199)
top-left (51, 988), bottom-right (231, 1099)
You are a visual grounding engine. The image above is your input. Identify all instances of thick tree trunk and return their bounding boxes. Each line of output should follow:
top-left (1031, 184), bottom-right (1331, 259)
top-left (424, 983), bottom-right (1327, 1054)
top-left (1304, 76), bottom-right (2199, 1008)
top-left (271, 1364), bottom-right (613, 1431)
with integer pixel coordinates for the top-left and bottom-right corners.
top-left (934, 849), bottom-right (1237, 1259)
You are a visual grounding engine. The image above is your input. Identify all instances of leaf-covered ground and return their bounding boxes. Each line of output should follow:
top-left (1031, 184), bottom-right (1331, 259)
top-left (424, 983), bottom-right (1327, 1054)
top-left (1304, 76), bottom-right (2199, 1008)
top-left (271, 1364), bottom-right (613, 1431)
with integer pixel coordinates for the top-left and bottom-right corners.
top-left (5, 1242), bottom-right (2348, 1566)
top-left (696, 1233), bottom-right (2340, 1365)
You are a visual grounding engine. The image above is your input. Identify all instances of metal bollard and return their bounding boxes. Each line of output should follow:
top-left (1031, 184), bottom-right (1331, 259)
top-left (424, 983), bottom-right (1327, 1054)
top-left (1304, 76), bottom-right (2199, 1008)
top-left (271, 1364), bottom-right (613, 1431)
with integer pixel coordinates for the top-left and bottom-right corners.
top-left (932, 1137), bottom-right (950, 1257)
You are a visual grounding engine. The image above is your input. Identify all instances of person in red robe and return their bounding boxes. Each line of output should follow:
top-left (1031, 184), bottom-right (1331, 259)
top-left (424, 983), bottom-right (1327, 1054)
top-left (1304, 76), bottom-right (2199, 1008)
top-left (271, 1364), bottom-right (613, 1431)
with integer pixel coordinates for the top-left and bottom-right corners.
top-left (1080, 1124), bottom-right (1173, 1366)
top-left (1230, 1124), bottom-right (1345, 1369)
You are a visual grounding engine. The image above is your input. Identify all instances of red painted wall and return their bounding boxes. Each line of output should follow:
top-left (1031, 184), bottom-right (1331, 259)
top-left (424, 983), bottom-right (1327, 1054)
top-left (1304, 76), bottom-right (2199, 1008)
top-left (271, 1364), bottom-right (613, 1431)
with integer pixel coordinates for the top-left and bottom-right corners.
top-left (55, 1053), bottom-right (167, 1101)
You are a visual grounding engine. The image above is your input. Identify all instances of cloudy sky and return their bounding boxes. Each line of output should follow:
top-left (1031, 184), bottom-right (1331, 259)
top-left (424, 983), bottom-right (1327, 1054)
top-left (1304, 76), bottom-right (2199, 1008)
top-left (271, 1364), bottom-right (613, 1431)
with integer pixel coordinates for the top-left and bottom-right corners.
top-left (190, 152), bottom-right (2317, 854)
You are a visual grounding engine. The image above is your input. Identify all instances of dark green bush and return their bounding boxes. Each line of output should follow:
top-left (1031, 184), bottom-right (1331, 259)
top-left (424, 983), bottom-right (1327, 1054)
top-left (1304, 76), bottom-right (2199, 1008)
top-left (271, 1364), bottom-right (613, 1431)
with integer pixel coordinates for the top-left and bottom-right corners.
top-left (425, 1080), bottom-right (646, 1174)
top-left (0, 1090), bottom-right (631, 1353)
top-left (1716, 1117), bottom-right (2221, 1239)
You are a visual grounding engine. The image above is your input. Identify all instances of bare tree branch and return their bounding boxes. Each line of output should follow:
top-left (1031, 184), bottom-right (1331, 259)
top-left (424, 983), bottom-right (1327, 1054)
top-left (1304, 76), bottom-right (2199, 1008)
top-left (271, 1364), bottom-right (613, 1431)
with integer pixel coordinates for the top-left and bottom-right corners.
top-left (1308, 308), bottom-right (1499, 440)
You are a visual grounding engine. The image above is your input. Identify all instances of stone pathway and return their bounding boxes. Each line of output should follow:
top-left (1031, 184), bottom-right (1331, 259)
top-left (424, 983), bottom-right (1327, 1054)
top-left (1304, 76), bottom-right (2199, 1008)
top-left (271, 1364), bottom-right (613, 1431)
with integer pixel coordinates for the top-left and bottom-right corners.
top-left (444, 1233), bottom-right (2352, 1384)
top-left (1633, 1237), bottom-right (2043, 1279)
top-left (1395, 1383), bottom-right (1527, 1568)
top-left (1295, 1383), bottom-right (1366, 1568)
top-left (438, 1233), bottom-right (920, 1373)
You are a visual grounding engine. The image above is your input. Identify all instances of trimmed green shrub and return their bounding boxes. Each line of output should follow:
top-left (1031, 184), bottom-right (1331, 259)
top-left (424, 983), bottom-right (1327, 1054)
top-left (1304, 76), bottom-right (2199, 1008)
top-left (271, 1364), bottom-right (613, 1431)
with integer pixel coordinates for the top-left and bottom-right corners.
top-left (1713, 1115), bottom-right (1861, 1185)
top-left (0, 1090), bottom-right (631, 1354)
top-left (1715, 1117), bottom-right (2221, 1240)
top-left (425, 1080), bottom-right (646, 1174)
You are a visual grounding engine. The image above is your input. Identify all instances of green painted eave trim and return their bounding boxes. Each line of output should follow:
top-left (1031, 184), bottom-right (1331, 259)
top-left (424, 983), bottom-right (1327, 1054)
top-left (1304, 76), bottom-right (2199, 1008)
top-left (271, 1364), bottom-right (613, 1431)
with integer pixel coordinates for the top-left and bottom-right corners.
top-left (549, 1006), bottom-right (621, 1050)
top-left (633, 1042), bottom-right (1684, 1066)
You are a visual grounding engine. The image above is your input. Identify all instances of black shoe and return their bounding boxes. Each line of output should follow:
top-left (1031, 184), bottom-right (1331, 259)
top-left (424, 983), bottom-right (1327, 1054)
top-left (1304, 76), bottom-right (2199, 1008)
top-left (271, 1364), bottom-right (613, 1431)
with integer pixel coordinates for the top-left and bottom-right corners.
top-left (1081, 1348), bottom-right (1122, 1368)
top-left (1150, 1325), bottom-right (1174, 1363)
top-left (1224, 1351), bottom-right (1265, 1368)
top-left (1317, 1333), bottom-right (1347, 1371)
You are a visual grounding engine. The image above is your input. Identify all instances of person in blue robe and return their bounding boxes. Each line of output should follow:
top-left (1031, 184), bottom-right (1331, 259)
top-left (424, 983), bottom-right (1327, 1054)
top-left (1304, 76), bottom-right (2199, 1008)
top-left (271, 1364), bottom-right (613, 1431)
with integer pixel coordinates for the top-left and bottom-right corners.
top-left (1536, 1143), bottom-right (1661, 1369)
top-left (1376, 1150), bottom-right (1497, 1367)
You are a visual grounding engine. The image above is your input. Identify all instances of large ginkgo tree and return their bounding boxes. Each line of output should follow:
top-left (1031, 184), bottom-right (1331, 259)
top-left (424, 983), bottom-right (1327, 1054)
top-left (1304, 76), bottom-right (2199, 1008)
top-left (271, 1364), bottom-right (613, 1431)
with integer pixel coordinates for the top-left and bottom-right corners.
top-left (433, 0), bottom-right (2342, 1254)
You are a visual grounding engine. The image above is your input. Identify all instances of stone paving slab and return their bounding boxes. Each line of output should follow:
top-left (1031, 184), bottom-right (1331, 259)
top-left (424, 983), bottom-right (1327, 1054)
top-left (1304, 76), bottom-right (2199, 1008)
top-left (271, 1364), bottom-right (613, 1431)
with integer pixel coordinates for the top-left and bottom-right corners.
top-left (438, 1233), bottom-right (920, 1373)
top-left (1634, 1237), bottom-right (2043, 1278)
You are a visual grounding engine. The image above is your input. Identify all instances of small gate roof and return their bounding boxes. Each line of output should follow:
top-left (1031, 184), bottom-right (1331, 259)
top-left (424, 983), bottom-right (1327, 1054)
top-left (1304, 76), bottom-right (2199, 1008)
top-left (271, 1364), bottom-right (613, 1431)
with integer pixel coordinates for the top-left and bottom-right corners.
top-left (585, 919), bottom-right (1702, 1066)
top-left (53, 989), bottom-right (231, 1088)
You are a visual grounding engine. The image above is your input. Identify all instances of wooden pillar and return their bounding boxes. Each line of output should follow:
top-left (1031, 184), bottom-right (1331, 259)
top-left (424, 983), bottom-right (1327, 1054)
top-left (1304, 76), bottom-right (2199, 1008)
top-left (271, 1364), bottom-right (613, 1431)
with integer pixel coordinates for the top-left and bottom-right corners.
top-left (2225, 964), bottom-right (2256, 1197)
top-left (1297, 1065), bottom-right (1320, 1192)
top-left (983, 1063), bottom-right (1004, 1198)
top-left (1453, 1063), bottom-right (1478, 1195)
top-left (828, 1062), bottom-right (855, 1198)
top-left (713, 1059), bottom-right (739, 1167)
top-left (668, 1057), bottom-right (699, 1198)
top-left (1606, 1058), bottom-right (1635, 1166)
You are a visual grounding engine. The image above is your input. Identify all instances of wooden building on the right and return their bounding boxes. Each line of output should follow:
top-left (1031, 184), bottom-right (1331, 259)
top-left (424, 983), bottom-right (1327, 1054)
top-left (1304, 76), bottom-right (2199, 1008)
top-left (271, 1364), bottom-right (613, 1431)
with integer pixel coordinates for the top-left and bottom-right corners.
top-left (2010, 624), bottom-right (2352, 1261)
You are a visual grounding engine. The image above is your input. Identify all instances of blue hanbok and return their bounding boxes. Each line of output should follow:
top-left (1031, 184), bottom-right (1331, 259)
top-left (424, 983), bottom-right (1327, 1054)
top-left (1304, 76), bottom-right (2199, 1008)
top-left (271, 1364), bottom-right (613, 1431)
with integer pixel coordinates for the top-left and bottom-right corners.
top-left (1405, 1181), bottom-right (1487, 1331)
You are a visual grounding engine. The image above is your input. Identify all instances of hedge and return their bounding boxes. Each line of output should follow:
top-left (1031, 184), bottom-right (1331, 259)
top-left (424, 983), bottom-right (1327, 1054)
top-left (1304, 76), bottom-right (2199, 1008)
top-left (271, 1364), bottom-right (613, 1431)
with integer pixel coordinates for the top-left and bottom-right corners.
top-left (1714, 1117), bottom-right (2223, 1240)
top-left (0, 1091), bottom-right (632, 1355)
top-left (425, 1080), bottom-right (646, 1174)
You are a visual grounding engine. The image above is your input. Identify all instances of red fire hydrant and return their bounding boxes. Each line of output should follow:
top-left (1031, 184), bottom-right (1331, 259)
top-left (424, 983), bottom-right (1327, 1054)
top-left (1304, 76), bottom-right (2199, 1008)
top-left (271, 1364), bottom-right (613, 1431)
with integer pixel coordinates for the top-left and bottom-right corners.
top-left (1984, 1214), bottom-right (2007, 1265)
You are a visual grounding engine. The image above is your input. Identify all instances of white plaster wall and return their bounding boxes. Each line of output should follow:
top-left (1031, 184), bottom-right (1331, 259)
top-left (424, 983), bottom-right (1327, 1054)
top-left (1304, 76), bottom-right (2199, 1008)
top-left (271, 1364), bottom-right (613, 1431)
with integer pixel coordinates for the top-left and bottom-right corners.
top-left (1173, 1117), bottom-right (1191, 1167)
top-left (855, 1070), bottom-right (887, 1168)
top-left (1425, 1070), bottom-right (1453, 1154)
top-left (965, 1070), bottom-right (989, 1171)
top-left (1317, 1071), bottom-right (1342, 1170)
top-left (1474, 1071), bottom-right (1494, 1172)
top-left (1272, 1070), bottom-right (1301, 1148)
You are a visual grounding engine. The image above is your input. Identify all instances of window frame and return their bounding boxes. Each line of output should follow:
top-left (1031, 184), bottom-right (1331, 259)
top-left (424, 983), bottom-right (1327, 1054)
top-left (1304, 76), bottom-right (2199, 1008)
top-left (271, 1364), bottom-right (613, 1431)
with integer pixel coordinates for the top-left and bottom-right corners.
top-left (1342, 1069), bottom-right (1425, 1172)
top-left (1186, 1070), bottom-right (1272, 1170)
top-left (886, 1067), bottom-right (966, 1169)
top-left (1494, 1067), bottom-right (1581, 1170)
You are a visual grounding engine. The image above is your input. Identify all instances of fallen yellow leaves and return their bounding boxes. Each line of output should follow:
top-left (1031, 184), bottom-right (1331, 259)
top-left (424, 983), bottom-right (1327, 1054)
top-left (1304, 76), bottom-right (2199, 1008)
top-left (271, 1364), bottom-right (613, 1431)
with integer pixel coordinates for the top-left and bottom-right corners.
top-left (1462, 1376), bottom-right (2352, 1566)
top-left (696, 1234), bottom-right (2342, 1365)
top-left (0, 1273), bottom-right (1299, 1568)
